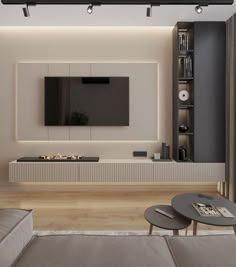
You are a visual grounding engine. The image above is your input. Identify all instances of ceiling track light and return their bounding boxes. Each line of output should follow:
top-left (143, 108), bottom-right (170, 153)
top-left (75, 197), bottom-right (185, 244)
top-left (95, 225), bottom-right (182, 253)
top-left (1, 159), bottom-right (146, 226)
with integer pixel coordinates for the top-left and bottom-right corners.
top-left (1, 0), bottom-right (229, 17)
top-left (22, 3), bottom-right (36, 17)
top-left (87, 4), bottom-right (93, 14)
top-left (146, 3), bottom-right (160, 18)
top-left (87, 3), bottom-right (101, 14)
top-left (195, 4), bottom-right (203, 14)
top-left (22, 4), bottom-right (30, 17)
top-left (146, 4), bottom-right (152, 17)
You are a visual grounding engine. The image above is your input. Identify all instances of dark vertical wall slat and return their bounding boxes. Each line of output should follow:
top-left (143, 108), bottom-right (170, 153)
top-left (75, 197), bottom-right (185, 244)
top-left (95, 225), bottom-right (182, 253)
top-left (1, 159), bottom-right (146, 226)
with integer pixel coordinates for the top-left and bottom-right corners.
top-left (194, 22), bottom-right (226, 162)
top-left (225, 14), bottom-right (236, 201)
top-left (172, 25), bottom-right (178, 160)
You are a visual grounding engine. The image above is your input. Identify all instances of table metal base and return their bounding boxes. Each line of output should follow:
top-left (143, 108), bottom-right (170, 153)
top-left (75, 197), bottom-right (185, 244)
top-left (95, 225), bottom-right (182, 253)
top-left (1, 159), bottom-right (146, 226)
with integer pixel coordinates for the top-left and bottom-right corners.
top-left (192, 221), bottom-right (236, 236)
top-left (149, 224), bottom-right (180, 236)
top-left (193, 221), bottom-right (198, 236)
top-left (149, 224), bottom-right (153, 235)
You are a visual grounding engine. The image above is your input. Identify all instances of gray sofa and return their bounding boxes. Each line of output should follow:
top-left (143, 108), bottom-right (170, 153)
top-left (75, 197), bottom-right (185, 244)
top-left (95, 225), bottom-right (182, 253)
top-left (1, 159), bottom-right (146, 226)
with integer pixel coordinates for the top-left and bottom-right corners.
top-left (1, 209), bottom-right (236, 267)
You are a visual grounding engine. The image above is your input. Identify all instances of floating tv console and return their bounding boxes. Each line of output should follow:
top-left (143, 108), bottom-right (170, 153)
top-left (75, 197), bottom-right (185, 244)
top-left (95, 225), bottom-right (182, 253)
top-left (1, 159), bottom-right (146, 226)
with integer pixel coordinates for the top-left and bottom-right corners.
top-left (9, 159), bottom-right (225, 183)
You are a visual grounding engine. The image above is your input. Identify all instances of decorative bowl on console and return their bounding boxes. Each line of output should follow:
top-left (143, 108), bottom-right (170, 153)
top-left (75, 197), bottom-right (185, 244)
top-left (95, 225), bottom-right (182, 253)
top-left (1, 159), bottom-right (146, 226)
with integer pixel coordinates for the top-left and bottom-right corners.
top-left (179, 124), bottom-right (189, 133)
top-left (39, 154), bottom-right (81, 160)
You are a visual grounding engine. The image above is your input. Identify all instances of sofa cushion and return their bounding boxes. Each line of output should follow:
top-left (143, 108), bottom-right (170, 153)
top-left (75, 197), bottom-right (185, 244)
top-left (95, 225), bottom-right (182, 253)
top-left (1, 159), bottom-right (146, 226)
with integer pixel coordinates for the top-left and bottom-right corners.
top-left (0, 209), bottom-right (33, 267)
top-left (13, 235), bottom-right (176, 267)
top-left (165, 234), bottom-right (236, 267)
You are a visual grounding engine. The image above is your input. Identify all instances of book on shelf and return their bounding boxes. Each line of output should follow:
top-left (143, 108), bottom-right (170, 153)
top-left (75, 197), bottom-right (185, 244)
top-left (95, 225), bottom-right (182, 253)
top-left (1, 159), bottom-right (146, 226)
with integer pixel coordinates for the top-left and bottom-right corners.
top-left (178, 56), bottom-right (193, 78)
top-left (178, 32), bottom-right (190, 51)
top-left (192, 203), bottom-right (221, 217)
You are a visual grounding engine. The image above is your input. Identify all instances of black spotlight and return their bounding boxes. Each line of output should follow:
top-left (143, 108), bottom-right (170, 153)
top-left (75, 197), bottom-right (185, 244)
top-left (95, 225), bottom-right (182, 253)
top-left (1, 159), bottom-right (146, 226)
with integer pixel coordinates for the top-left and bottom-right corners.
top-left (23, 4), bottom-right (30, 17)
top-left (87, 4), bottom-right (93, 14)
top-left (146, 5), bottom-right (152, 17)
top-left (195, 5), bottom-right (203, 14)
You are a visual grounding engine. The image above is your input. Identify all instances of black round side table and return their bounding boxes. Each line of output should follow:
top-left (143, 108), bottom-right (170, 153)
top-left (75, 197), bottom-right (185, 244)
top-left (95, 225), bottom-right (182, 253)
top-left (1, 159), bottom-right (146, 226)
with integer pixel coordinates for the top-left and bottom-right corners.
top-left (144, 205), bottom-right (191, 236)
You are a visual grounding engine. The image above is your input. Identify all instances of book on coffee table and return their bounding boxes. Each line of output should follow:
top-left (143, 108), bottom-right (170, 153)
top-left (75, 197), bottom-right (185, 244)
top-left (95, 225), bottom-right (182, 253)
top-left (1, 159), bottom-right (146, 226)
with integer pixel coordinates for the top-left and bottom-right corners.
top-left (192, 203), bottom-right (221, 217)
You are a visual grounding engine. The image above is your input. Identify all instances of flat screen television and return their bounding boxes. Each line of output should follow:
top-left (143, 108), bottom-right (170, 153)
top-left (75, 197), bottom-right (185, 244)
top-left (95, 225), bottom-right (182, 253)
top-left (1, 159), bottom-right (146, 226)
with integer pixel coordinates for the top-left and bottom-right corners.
top-left (44, 77), bottom-right (129, 126)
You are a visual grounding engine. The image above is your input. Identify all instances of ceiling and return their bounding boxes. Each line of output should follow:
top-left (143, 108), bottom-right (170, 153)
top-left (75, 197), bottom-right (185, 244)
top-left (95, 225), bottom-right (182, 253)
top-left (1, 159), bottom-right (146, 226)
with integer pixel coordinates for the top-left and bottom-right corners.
top-left (0, 2), bottom-right (235, 26)
top-left (1, 0), bottom-right (233, 3)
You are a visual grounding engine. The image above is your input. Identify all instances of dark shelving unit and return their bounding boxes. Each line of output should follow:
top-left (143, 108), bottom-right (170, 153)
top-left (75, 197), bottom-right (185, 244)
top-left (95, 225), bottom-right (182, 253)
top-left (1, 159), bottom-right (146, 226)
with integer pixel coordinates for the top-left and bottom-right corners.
top-left (173, 22), bottom-right (194, 162)
top-left (179, 105), bottom-right (194, 109)
top-left (173, 21), bottom-right (226, 163)
top-left (178, 77), bottom-right (194, 81)
top-left (178, 132), bottom-right (194, 136)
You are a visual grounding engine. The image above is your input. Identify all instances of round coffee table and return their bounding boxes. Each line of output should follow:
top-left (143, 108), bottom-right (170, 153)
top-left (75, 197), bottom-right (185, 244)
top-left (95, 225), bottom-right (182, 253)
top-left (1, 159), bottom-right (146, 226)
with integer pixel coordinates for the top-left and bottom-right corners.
top-left (144, 205), bottom-right (191, 235)
top-left (172, 193), bottom-right (236, 235)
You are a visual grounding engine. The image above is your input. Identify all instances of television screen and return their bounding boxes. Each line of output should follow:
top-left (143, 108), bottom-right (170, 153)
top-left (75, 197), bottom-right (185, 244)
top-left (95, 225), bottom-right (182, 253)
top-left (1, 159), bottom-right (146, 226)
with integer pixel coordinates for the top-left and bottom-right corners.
top-left (44, 77), bottom-right (129, 126)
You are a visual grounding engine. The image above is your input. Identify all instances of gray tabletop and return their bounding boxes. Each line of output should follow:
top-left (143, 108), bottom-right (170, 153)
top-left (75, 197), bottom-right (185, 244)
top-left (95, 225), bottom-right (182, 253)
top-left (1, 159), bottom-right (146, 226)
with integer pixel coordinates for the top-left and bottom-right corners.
top-left (144, 205), bottom-right (191, 230)
top-left (172, 193), bottom-right (236, 226)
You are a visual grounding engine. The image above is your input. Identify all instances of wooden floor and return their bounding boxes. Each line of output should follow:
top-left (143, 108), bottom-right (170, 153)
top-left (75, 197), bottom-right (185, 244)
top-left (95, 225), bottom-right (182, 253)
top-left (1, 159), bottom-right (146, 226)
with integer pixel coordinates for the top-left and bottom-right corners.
top-left (0, 191), bottom-right (232, 232)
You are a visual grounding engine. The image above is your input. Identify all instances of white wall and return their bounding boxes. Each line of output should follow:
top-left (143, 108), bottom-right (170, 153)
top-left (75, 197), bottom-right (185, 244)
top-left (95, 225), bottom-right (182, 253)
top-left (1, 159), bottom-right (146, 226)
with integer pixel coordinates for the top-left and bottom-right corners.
top-left (0, 27), bottom-right (172, 186)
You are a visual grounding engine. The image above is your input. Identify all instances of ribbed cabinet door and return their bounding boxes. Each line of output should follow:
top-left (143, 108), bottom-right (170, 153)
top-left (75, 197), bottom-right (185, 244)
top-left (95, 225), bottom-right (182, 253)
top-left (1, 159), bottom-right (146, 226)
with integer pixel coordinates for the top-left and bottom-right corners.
top-left (9, 162), bottom-right (78, 182)
top-left (79, 163), bottom-right (153, 183)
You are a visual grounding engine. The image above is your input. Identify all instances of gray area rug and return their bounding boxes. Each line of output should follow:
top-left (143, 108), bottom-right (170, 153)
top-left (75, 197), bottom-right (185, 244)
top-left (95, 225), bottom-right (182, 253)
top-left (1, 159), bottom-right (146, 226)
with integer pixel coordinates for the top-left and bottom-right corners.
top-left (34, 230), bottom-right (235, 236)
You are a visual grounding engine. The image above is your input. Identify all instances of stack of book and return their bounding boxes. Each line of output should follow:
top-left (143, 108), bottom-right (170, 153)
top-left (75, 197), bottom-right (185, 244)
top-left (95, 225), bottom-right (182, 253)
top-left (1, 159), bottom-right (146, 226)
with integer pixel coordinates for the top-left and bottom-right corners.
top-left (179, 32), bottom-right (189, 51)
top-left (178, 56), bottom-right (193, 78)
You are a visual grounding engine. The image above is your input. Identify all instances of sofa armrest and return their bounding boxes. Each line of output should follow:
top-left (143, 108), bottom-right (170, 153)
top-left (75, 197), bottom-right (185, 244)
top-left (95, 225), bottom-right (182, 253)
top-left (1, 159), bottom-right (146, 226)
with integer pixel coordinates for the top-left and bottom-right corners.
top-left (0, 209), bottom-right (33, 267)
top-left (165, 234), bottom-right (236, 267)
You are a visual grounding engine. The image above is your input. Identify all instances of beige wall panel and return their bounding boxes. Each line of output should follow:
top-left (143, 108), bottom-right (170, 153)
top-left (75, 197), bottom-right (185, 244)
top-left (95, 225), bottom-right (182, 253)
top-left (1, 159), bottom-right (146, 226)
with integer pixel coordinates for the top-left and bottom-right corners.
top-left (17, 62), bottom-right (157, 141)
top-left (47, 63), bottom-right (70, 140)
top-left (69, 63), bottom-right (91, 76)
top-left (69, 63), bottom-right (93, 140)
top-left (48, 63), bottom-right (70, 76)
top-left (17, 63), bottom-right (48, 141)
top-left (90, 63), bottom-right (158, 141)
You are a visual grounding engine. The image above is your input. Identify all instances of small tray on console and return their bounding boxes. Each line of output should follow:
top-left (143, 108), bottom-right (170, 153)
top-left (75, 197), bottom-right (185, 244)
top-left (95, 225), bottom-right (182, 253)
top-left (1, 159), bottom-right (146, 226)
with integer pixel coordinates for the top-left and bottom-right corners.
top-left (17, 157), bottom-right (99, 162)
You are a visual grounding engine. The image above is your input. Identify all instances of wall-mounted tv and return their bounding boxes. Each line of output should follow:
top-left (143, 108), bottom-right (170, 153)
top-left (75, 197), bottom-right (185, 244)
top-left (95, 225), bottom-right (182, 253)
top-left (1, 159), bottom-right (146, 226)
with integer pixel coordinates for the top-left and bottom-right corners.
top-left (45, 77), bottom-right (129, 126)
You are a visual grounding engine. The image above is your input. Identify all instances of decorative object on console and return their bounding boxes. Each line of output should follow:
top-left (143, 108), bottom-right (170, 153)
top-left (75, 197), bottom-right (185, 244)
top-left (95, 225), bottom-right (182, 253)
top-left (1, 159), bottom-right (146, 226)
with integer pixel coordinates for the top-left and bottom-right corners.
top-left (178, 89), bottom-right (189, 102)
top-left (161, 143), bottom-right (170, 159)
top-left (179, 124), bottom-right (190, 133)
top-left (39, 154), bottom-right (82, 160)
top-left (17, 156), bottom-right (99, 162)
top-left (178, 146), bottom-right (187, 161)
top-left (154, 153), bottom-right (161, 160)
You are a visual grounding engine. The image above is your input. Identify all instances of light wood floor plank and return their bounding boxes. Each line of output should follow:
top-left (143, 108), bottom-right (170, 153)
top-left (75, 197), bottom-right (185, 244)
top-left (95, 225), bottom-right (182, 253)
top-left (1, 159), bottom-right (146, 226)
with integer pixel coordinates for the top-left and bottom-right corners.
top-left (0, 191), bottom-right (233, 232)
